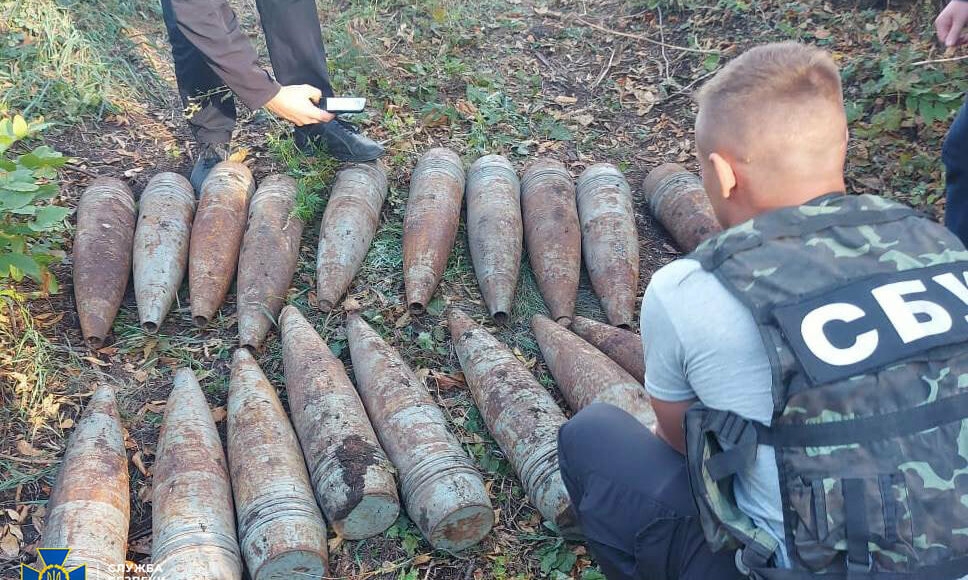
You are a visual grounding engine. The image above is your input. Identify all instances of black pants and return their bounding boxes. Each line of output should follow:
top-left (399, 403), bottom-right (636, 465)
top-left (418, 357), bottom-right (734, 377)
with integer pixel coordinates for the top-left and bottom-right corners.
top-left (558, 403), bottom-right (744, 580)
top-left (160, 0), bottom-right (335, 144)
top-left (945, 101), bottom-right (968, 246)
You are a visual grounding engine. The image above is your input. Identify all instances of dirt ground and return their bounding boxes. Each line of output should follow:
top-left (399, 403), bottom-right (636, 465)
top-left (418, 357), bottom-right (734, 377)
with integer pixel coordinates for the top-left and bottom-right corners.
top-left (1, 0), bottom-right (962, 578)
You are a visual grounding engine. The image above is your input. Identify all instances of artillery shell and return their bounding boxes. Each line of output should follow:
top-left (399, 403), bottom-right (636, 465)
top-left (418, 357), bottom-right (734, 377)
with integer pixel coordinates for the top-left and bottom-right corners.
top-left (532, 314), bottom-right (655, 429)
top-left (448, 309), bottom-right (576, 534)
top-left (73, 178), bottom-right (136, 349)
top-left (403, 148), bottom-right (464, 314)
top-left (237, 174), bottom-right (303, 349)
top-left (465, 155), bottom-right (522, 323)
top-left (41, 385), bottom-right (129, 580)
top-left (570, 316), bottom-right (644, 384)
top-left (133, 173), bottom-right (195, 333)
top-left (576, 164), bottom-right (640, 329)
top-left (520, 158), bottom-right (581, 326)
top-left (316, 162), bottom-right (387, 311)
top-left (152, 368), bottom-right (241, 580)
top-left (642, 163), bottom-right (721, 252)
top-left (347, 314), bottom-right (493, 551)
top-left (279, 306), bottom-right (399, 539)
top-left (228, 349), bottom-right (328, 580)
top-left (189, 162), bottom-right (255, 328)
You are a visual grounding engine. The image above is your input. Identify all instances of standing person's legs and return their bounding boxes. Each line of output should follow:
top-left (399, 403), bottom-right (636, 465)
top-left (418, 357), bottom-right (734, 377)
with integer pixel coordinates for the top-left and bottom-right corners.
top-left (944, 101), bottom-right (968, 245)
top-left (255, 0), bottom-right (335, 97)
top-left (160, 0), bottom-right (237, 145)
top-left (558, 403), bottom-right (744, 580)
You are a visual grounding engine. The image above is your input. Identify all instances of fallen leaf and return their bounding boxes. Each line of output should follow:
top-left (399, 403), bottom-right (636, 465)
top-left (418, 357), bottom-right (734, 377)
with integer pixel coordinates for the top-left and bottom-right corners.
top-left (83, 356), bottom-right (110, 367)
top-left (342, 297), bottom-right (361, 311)
top-left (228, 148), bottom-right (249, 163)
top-left (430, 371), bottom-right (465, 391)
top-left (574, 114), bottom-right (594, 127)
top-left (4, 509), bottom-right (20, 522)
top-left (59, 418), bottom-right (74, 429)
top-left (131, 451), bottom-right (150, 477)
top-left (554, 95), bottom-right (578, 106)
top-left (210, 406), bottom-right (227, 423)
top-left (16, 440), bottom-right (42, 457)
top-left (328, 535), bottom-right (344, 553)
top-left (0, 527), bottom-right (19, 559)
top-left (413, 554), bottom-right (432, 565)
top-left (141, 400), bottom-right (166, 414)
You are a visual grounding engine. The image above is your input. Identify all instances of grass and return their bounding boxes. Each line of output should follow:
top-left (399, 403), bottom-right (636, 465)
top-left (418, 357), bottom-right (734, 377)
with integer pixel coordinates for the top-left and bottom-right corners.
top-left (0, 0), bottom-right (170, 119)
top-left (2, 0), bottom-right (966, 577)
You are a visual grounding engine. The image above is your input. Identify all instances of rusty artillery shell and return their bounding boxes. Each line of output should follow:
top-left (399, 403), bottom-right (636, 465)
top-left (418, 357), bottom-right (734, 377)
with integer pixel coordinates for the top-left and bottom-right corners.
top-left (316, 163), bottom-right (387, 311)
top-left (42, 385), bottom-right (129, 580)
top-left (576, 164), bottom-right (640, 329)
top-left (448, 309), bottom-right (576, 533)
top-left (403, 148), bottom-right (465, 314)
top-left (228, 349), bottom-right (328, 579)
top-left (279, 306), bottom-right (399, 539)
top-left (237, 174), bottom-right (303, 349)
top-left (189, 162), bottom-right (255, 328)
top-left (520, 158), bottom-right (581, 326)
top-left (466, 155), bottom-right (523, 324)
top-left (73, 178), bottom-right (136, 349)
top-left (532, 314), bottom-right (655, 429)
top-left (347, 314), bottom-right (494, 551)
top-left (570, 316), bottom-right (644, 384)
top-left (133, 173), bottom-right (195, 334)
top-left (643, 163), bottom-right (722, 252)
top-left (152, 368), bottom-right (241, 580)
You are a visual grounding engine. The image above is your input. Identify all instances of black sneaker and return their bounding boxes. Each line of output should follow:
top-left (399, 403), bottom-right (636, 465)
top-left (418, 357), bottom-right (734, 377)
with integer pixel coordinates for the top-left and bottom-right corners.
top-left (190, 142), bottom-right (230, 194)
top-left (294, 119), bottom-right (385, 161)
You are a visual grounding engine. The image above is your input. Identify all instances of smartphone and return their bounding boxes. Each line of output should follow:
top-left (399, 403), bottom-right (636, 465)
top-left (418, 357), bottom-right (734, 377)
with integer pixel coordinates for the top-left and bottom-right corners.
top-left (322, 97), bottom-right (367, 113)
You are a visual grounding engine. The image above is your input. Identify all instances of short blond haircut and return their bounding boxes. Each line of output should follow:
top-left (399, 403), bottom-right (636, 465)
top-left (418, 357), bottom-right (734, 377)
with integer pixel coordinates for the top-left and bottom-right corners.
top-left (695, 42), bottom-right (843, 152)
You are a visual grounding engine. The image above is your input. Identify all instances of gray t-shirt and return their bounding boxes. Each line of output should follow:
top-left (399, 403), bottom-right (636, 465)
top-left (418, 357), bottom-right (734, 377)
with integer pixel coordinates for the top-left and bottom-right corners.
top-left (641, 257), bottom-right (789, 566)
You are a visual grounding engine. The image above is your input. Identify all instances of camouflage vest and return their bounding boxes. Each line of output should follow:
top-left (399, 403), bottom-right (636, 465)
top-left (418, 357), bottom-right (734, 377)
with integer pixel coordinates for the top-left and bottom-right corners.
top-left (684, 193), bottom-right (968, 579)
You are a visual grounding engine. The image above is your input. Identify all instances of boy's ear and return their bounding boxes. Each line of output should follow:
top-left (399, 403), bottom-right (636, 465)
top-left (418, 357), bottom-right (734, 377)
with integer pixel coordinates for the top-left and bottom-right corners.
top-left (709, 153), bottom-right (737, 200)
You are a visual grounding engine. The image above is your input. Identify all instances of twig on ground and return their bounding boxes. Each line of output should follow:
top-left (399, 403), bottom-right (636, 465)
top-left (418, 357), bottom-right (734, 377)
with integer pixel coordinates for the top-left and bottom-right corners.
top-left (0, 453), bottom-right (56, 465)
top-left (911, 54), bottom-right (968, 66)
top-left (63, 163), bottom-right (98, 178)
top-left (591, 46), bottom-right (618, 89)
top-left (540, 8), bottom-right (720, 55)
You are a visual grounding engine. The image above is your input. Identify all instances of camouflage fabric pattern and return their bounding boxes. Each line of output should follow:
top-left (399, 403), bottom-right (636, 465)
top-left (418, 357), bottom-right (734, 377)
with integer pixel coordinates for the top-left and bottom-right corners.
top-left (688, 194), bottom-right (968, 573)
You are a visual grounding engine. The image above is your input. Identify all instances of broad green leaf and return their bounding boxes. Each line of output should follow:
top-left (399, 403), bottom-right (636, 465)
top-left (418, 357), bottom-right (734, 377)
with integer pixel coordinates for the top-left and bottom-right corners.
top-left (0, 191), bottom-right (37, 210)
top-left (29, 206), bottom-right (70, 231)
top-left (18, 146), bottom-right (66, 169)
top-left (0, 251), bottom-right (42, 281)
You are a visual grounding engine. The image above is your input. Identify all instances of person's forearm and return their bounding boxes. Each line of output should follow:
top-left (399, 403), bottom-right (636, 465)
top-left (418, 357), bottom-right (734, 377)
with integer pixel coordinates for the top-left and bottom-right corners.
top-left (170, 0), bottom-right (280, 109)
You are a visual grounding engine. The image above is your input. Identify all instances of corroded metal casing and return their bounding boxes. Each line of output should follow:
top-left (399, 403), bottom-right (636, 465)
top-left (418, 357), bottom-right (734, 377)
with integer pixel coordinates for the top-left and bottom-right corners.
top-left (279, 306), bottom-right (399, 539)
top-left (520, 158), bottom-right (581, 326)
top-left (570, 316), bottom-right (644, 384)
top-left (448, 309), bottom-right (576, 534)
top-left (228, 349), bottom-right (329, 580)
top-left (133, 172), bottom-right (195, 333)
top-left (532, 314), bottom-right (655, 429)
top-left (642, 163), bottom-right (722, 253)
top-left (576, 164), bottom-right (640, 329)
top-left (403, 148), bottom-right (465, 314)
top-left (237, 174), bottom-right (303, 349)
top-left (152, 368), bottom-right (241, 580)
top-left (73, 178), bottom-right (136, 349)
top-left (315, 162), bottom-right (387, 311)
top-left (41, 385), bottom-right (129, 580)
top-left (466, 155), bottom-right (523, 324)
top-left (189, 162), bottom-right (255, 328)
top-left (346, 314), bottom-right (493, 551)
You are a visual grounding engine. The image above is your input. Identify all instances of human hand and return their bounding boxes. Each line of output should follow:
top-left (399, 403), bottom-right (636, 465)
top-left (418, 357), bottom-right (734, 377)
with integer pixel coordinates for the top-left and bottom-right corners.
top-left (936, 0), bottom-right (968, 47)
top-left (264, 85), bottom-right (335, 126)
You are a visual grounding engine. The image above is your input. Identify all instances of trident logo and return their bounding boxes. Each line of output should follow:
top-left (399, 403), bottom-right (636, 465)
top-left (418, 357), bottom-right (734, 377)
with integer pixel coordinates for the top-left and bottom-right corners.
top-left (21, 549), bottom-right (85, 580)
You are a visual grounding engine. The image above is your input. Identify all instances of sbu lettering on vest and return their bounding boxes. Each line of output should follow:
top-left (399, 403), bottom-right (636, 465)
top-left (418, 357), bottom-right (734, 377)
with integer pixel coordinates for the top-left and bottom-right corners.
top-left (774, 262), bottom-right (968, 384)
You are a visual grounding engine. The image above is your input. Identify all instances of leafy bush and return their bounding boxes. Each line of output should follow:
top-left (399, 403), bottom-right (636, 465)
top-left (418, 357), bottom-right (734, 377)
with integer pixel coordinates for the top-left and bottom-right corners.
top-left (0, 115), bottom-right (69, 294)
